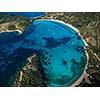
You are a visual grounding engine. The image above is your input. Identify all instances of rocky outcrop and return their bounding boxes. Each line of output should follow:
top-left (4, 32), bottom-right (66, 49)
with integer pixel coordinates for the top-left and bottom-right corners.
top-left (14, 54), bottom-right (47, 87)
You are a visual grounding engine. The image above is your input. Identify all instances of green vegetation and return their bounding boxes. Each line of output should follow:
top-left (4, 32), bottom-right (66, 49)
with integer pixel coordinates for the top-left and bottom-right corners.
top-left (0, 12), bottom-right (100, 86)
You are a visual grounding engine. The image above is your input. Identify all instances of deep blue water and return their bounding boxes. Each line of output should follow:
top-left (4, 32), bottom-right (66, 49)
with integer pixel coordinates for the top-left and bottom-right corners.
top-left (0, 20), bottom-right (87, 86)
top-left (0, 12), bottom-right (45, 18)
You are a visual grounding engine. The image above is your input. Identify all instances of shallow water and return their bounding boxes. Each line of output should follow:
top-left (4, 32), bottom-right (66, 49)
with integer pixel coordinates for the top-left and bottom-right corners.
top-left (0, 20), bottom-right (87, 86)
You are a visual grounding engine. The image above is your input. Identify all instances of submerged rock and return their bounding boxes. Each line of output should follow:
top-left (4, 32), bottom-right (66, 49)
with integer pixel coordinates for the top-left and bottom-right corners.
top-left (0, 20), bottom-right (88, 87)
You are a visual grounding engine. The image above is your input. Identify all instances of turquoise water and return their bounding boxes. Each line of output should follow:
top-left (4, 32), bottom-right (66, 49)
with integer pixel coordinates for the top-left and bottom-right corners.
top-left (0, 20), bottom-right (87, 86)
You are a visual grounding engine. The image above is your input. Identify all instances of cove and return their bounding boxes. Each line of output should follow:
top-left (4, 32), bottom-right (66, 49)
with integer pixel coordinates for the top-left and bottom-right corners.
top-left (0, 20), bottom-right (88, 86)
